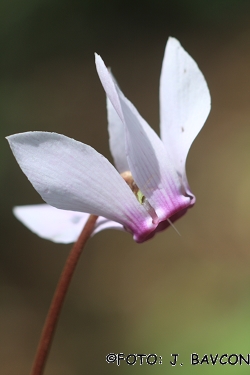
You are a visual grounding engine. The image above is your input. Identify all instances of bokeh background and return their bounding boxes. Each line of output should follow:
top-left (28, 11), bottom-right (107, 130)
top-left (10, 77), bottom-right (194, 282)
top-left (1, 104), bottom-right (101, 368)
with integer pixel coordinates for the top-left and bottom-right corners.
top-left (1, 0), bottom-right (250, 374)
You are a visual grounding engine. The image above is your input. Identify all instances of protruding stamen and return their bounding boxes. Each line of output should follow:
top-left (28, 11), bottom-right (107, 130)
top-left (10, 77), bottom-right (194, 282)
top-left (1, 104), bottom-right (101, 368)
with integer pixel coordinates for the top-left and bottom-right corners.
top-left (166, 218), bottom-right (181, 236)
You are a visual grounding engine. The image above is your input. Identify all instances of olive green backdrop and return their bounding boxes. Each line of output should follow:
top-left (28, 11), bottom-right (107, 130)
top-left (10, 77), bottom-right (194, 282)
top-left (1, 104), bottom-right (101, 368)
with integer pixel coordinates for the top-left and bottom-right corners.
top-left (1, 1), bottom-right (250, 374)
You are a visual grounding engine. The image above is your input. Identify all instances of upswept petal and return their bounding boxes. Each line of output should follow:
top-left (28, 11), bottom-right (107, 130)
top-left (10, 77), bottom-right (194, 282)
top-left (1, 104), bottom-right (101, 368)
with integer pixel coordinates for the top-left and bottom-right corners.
top-left (7, 132), bottom-right (153, 241)
top-left (95, 54), bottom-right (191, 222)
top-left (95, 54), bottom-right (124, 122)
top-left (14, 204), bottom-right (123, 243)
top-left (107, 97), bottom-right (129, 173)
top-left (160, 37), bottom-right (211, 182)
top-left (115, 84), bottom-right (191, 222)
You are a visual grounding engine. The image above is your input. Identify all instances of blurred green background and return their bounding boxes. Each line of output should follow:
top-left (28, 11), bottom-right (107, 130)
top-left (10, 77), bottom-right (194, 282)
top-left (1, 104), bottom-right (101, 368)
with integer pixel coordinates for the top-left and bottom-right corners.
top-left (1, 0), bottom-right (250, 374)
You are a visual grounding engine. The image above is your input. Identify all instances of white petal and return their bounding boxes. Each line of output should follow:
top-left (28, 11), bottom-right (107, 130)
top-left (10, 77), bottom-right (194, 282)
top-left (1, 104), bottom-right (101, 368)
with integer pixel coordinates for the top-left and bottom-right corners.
top-left (95, 55), bottom-right (190, 222)
top-left (93, 215), bottom-right (124, 234)
top-left (160, 37), bottom-right (211, 179)
top-left (107, 97), bottom-right (129, 173)
top-left (7, 132), bottom-right (152, 239)
top-left (14, 204), bottom-right (123, 243)
top-left (95, 54), bottom-right (124, 122)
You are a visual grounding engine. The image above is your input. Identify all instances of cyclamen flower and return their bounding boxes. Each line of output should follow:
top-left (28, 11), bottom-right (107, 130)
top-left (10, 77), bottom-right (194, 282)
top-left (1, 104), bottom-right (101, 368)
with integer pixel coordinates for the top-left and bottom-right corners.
top-left (7, 38), bottom-right (210, 243)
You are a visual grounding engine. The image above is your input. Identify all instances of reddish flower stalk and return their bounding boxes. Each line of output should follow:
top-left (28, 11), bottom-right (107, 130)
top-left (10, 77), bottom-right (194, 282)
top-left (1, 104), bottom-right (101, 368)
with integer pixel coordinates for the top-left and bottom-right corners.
top-left (30, 214), bottom-right (98, 375)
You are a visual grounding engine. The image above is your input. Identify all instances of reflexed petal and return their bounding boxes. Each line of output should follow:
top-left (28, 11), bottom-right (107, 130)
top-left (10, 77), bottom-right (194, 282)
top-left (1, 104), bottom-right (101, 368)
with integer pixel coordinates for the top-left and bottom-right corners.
top-left (14, 204), bottom-right (123, 243)
top-left (95, 55), bottom-right (191, 222)
top-left (95, 54), bottom-right (124, 122)
top-left (107, 97), bottom-right (129, 173)
top-left (116, 86), bottom-right (191, 221)
top-left (7, 132), bottom-right (153, 240)
top-left (160, 37), bottom-right (211, 181)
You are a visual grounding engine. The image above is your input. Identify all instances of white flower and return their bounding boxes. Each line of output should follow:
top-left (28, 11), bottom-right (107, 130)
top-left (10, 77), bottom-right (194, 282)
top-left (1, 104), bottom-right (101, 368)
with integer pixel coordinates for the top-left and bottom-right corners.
top-left (7, 37), bottom-right (210, 243)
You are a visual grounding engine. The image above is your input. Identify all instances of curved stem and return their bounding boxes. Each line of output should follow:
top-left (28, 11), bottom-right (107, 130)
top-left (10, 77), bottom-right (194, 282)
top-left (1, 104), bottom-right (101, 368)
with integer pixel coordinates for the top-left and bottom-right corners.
top-left (30, 214), bottom-right (98, 375)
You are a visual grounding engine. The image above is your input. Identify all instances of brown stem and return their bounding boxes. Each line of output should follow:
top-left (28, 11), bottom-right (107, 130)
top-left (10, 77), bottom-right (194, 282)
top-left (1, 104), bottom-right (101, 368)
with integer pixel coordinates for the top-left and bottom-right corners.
top-left (30, 214), bottom-right (98, 375)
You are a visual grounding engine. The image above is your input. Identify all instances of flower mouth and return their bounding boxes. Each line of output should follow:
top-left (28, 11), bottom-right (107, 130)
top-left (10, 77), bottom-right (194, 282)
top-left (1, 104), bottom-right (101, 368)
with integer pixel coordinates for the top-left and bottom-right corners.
top-left (121, 170), bottom-right (159, 225)
top-left (138, 206), bottom-right (189, 243)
